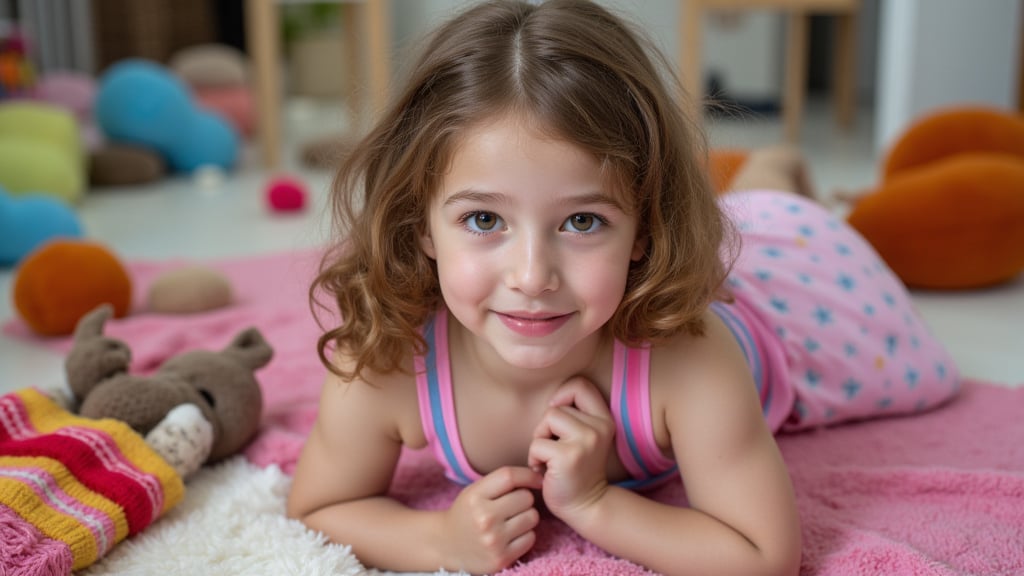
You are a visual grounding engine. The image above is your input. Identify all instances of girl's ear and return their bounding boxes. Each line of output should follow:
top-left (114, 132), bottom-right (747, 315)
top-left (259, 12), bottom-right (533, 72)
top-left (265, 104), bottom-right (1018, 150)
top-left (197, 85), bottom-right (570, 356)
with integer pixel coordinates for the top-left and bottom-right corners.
top-left (631, 234), bottom-right (648, 261)
top-left (419, 228), bottom-right (437, 260)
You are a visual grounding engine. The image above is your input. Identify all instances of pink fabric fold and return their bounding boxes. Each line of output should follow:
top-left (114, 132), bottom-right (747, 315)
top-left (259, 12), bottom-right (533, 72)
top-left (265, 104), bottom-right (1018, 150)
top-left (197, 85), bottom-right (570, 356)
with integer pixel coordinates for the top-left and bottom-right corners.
top-left (5, 249), bottom-right (1023, 575)
top-left (0, 503), bottom-right (73, 576)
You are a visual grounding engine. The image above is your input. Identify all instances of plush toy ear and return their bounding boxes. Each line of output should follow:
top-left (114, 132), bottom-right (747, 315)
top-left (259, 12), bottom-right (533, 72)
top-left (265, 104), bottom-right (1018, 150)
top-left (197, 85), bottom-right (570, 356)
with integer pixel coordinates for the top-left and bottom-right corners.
top-left (223, 327), bottom-right (273, 370)
top-left (65, 303), bottom-right (132, 404)
top-left (72, 303), bottom-right (114, 342)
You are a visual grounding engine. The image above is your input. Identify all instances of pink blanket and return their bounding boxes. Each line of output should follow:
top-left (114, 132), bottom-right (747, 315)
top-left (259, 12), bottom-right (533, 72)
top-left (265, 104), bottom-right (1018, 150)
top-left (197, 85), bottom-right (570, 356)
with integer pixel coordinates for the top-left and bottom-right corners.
top-left (6, 249), bottom-right (1023, 575)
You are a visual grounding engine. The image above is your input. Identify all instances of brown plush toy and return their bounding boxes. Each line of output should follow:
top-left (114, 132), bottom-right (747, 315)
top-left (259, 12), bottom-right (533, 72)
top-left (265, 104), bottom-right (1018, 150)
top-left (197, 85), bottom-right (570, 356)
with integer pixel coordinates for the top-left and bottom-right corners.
top-left (63, 304), bottom-right (272, 479)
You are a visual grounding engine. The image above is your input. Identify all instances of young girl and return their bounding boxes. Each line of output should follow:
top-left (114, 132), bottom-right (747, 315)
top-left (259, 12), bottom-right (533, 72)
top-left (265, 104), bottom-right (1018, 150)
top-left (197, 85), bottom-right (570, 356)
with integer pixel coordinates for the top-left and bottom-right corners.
top-left (287, 1), bottom-right (960, 574)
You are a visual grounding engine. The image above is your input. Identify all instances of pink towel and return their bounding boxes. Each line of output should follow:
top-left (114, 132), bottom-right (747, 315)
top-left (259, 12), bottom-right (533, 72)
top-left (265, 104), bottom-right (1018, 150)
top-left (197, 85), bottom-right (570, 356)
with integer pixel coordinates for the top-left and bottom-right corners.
top-left (6, 249), bottom-right (1023, 575)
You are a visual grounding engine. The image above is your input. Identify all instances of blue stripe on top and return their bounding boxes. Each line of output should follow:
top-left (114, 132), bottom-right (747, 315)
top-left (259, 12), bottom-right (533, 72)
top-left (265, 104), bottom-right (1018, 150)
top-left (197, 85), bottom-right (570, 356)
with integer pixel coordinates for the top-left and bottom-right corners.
top-left (618, 348), bottom-right (654, 479)
top-left (422, 315), bottom-right (473, 485)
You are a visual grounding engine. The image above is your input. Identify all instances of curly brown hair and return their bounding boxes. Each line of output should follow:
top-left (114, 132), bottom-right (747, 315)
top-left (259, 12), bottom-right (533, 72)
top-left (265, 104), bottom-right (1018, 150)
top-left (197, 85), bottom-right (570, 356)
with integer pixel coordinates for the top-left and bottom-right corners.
top-left (311, 0), bottom-right (736, 381)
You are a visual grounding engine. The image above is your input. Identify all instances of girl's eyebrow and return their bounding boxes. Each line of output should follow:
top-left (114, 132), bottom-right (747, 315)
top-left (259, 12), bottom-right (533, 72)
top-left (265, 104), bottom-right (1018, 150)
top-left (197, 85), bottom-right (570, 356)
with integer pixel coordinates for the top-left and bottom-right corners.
top-left (442, 189), bottom-right (504, 207)
top-left (566, 191), bottom-right (628, 212)
top-left (443, 189), bottom-right (626, 211)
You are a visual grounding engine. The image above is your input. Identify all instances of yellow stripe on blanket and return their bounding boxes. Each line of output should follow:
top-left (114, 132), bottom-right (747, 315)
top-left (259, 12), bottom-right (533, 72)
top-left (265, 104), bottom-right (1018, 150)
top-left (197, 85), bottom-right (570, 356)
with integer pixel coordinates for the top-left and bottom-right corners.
top-left (0, 388), bottom-right (186, 570)
top-left (0, 455), bottom-right (130, 565)
top-left (15, 388), bottom-right (185, 516)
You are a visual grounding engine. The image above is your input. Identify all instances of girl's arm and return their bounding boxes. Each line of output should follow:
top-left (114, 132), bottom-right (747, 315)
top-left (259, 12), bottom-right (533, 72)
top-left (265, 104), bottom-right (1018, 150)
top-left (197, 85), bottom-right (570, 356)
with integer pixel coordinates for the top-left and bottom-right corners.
top-left (530, 313), bottom-right (801, 576)
top-left (287, 366), bottom-right (543, 574)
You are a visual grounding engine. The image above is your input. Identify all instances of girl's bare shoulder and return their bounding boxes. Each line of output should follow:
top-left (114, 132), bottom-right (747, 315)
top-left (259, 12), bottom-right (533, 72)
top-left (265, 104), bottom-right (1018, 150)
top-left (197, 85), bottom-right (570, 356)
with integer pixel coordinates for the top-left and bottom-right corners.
top-left (647, 308), bottom-right (760, 445)
top-left (318, 350), bottom-right (428, 450)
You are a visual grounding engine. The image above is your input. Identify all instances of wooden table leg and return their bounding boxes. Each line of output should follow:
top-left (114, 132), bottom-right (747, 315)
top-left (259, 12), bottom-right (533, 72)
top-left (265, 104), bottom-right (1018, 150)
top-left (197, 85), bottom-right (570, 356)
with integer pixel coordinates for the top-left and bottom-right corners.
top-left (246, 0), bottom-right (281, 169)
top-left (783, 12), bottom-right (808, 143)
top-left (365, 0), bottom-right (390, 118)
top-left (832, 12), bottom-right (857, 130)
top-left (681, 0), bottom-right (705, 124)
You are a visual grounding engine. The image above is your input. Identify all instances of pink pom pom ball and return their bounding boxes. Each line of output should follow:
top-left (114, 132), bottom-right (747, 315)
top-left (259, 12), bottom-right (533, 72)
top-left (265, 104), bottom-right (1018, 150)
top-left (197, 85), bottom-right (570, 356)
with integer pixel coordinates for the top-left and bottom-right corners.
top-left (265, 176), bottom-right (307, 213)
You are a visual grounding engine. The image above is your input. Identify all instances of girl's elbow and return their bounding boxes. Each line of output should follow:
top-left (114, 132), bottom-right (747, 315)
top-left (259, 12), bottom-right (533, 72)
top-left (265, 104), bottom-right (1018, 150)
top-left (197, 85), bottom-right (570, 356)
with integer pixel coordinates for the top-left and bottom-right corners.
top-left (764, 531), bottom-right (802, 576)
top-left (285, 490), bottom-right (314, 522)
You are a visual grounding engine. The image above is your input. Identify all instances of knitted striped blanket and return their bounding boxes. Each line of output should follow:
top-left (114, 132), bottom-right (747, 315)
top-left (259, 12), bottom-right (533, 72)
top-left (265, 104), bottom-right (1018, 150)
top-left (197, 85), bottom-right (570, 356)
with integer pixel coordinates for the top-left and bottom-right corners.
top-left (0, 388), bottom-right (184, 574)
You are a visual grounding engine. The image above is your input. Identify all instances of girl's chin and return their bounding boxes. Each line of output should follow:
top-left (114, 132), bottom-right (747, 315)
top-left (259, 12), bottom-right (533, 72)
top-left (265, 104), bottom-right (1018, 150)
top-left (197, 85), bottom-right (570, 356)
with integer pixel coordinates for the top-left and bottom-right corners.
top-left (489, 336), bottom-right (589, 372)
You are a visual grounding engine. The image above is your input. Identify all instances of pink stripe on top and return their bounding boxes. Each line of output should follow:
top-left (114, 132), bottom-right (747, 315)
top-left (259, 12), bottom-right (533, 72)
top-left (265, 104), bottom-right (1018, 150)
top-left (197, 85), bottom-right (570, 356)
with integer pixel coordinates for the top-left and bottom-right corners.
top-left (610, 342), bottom-right (677, 481)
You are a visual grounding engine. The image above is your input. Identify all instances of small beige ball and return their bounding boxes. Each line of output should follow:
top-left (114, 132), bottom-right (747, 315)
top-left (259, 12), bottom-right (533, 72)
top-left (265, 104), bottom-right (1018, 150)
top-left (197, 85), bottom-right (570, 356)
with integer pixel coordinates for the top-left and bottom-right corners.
top-left (147, 266), bottom-right (233, 314)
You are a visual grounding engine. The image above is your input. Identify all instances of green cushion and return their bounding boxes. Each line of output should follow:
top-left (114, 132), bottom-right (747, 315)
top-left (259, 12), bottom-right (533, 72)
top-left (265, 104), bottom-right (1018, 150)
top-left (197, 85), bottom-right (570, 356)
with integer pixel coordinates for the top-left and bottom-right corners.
top-left (0, 102), bottom-right (84, 202)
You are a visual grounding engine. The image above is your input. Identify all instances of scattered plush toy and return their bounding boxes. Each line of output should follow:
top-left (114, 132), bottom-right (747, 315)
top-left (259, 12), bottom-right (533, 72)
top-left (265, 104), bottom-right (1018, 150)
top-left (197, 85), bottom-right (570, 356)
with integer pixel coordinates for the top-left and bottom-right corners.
top-left (89, 143), bottom-right (166, 186)
top-left (147, 265), bottom-right (234, 314)
top-left (847, 106), bottom-right (1024, 289)
top-left (0, 305), bottom-right (273, 573)
top-left (34, 70), bottom-right (103, 151)
top-left (0, 101), bottom-right (85, 203)
top-left (266, 175), bottom-right (308, 212)
top-left (171, 43), bottom-right (256, 139)
top-left (95, 59), bottom-right (239, 173)
top-left (300, 132), bottom-right (356, 170)
top-left (0, 26), bottom-right (34, 95)
top-left (13, 239), bottom-right (132, 336)
top-left (0, 185), bottom-right (83, 267)
top-left (169, 44), bottom-right (250, 88)
top-left (64, 304), bottom-right (272, 473)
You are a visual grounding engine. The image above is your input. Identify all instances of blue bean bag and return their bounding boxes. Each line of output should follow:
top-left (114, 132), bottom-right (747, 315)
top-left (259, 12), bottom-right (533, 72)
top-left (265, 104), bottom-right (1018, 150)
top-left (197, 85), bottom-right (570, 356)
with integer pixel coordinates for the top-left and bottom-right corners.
top-left (0, 185), bottom-right (83, 267)
top-left (95, 59), bottom-right (239, 172)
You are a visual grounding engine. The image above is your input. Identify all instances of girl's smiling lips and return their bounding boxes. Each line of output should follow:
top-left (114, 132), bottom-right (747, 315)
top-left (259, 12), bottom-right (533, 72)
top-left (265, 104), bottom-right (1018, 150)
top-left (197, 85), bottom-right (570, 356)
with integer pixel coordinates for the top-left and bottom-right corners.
top-left (494, 311), bottom-right (574, 337)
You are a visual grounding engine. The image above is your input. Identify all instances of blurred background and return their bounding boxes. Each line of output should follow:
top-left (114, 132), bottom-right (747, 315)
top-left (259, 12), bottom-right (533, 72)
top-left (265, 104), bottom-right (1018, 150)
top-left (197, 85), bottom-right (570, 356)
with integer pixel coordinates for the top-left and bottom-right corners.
top-left (0, 0), bottom-right (1022, 390)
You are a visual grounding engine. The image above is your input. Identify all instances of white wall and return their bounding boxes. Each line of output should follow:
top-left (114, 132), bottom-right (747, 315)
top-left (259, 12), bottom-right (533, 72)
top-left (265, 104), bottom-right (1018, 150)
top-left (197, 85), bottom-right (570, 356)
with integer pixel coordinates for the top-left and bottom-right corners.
top-left (876, 0), bottom-right (1023, 154)
top-left (389, 0), bottom-right (1023, 157)
top-left (390, 0), bottom-right (681, 70)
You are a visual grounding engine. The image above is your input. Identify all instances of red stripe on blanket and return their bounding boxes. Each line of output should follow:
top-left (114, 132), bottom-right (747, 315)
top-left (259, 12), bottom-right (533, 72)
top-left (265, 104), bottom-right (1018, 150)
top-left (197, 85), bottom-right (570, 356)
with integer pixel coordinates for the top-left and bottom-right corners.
top-left (0, 432), bottom-right (157, 534)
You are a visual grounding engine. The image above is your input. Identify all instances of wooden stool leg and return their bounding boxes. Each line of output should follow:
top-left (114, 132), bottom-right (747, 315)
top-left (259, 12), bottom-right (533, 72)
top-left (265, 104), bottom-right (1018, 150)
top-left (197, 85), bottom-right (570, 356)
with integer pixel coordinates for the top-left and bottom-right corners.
top-left (832, 12), bottom-right (857, 130)
top-left (365, 0), bottom-right (391, 118)
top-left (681, 0), bottom-right (705, 123)
top-left (342, 3), bottom-right (361, 121)
top-left (246, 0), bottom-right (281, 169)
top-left (782, 12), bottom-right (808, 143)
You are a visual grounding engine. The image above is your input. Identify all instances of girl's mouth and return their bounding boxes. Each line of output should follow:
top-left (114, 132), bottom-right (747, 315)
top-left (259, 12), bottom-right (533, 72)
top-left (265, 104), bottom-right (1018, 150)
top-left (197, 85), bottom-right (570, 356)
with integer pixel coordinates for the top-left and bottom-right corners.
top-left (495, 312), bottom-right (573, 337)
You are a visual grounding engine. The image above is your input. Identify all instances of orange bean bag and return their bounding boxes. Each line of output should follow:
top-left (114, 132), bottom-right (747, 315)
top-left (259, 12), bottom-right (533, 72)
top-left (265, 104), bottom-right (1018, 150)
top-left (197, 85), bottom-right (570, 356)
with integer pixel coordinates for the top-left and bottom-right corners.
top-left (847, 106), bottom-right (1024, 290)
top-left (708, 148), bottom-right (750, 194)
top-left (13, 239), bottom-right (132, 336)
top-left (882, 107), bottom-right (1024, 179)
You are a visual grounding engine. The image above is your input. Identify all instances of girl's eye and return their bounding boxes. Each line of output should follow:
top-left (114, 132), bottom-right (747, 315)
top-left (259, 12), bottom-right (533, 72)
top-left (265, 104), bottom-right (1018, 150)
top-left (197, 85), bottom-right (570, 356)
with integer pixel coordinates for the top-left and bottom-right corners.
top-left (563, 213), bottom-right (605, 233)
top-left (463, 211), bottom-right (503, 233)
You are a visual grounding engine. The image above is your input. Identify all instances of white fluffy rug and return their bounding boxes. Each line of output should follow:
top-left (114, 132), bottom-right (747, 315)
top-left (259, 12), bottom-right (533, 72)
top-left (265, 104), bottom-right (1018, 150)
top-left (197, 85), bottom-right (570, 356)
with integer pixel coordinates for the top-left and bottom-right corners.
top-left (81, 458), bottom-right (457, 576)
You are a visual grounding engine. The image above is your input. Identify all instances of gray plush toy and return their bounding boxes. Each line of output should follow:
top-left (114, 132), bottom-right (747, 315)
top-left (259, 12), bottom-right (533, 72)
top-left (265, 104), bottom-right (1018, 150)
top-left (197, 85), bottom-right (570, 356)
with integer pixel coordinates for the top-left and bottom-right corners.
top-left (62, 304), bottom-right (272, 479)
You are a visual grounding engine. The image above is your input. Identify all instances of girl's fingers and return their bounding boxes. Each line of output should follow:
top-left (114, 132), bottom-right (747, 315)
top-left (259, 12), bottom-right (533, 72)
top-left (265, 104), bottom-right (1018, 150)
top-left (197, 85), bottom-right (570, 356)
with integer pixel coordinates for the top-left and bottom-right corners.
top-left (548, 377), bottom-right (611, 418)
top-left (505, 505), bottom-right (540, 535)
top-left (533, 404), bottom-right (603, 441)
top-left (505, 526), bottom-right (538, 561)
top-left (491, 485), bottom-right (538, 517)
top-left (479, 466), bottom-right (543, 498)
top-left (528, 437), bottom-right (559, 470)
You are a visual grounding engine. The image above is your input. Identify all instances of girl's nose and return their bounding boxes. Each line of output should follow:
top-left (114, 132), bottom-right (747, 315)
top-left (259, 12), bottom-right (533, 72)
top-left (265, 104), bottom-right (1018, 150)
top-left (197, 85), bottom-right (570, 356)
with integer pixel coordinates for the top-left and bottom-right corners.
top-left (506, 234), bottom-right (559, 296)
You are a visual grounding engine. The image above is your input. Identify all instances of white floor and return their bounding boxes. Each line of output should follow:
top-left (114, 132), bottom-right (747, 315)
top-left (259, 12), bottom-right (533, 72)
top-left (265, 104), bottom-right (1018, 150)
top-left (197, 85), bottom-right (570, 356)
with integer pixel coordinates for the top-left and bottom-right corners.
top-left (1, 98), bottom-right (1022, 395)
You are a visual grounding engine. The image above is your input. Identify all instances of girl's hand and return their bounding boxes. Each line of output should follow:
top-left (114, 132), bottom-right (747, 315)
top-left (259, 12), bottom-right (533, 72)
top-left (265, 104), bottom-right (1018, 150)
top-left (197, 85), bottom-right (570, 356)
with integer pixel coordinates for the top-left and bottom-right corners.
top-left (442, 466), bottom-right (543, 573)
top-left (528, 377), bottom-right (615, 524)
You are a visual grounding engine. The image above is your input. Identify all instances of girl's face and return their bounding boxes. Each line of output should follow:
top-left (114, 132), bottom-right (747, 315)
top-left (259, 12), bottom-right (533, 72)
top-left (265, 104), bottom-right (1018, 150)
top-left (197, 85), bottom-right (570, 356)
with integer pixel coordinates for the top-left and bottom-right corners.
top-left (420, 115), bottom-right (646, 371)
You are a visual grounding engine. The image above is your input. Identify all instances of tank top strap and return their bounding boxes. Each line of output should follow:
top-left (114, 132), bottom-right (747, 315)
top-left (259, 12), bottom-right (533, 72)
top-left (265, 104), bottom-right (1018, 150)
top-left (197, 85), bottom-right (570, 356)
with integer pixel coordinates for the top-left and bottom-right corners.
top-left (414, 309), bottom-right (480, 485)
top-left (610, 340), bottom-right (678, 487)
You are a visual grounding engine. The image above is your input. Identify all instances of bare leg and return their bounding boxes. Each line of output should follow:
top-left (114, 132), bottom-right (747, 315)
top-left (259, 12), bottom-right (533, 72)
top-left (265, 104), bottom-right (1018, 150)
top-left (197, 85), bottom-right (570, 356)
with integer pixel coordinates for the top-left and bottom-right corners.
top-left (725, 145), bottom-right (817, 201)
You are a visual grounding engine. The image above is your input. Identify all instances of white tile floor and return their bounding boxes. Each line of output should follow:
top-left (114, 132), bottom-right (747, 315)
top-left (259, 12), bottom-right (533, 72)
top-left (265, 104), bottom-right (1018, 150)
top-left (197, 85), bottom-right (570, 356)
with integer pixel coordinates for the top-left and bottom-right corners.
top-left (1, 98), bottom-right (1022, 395)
